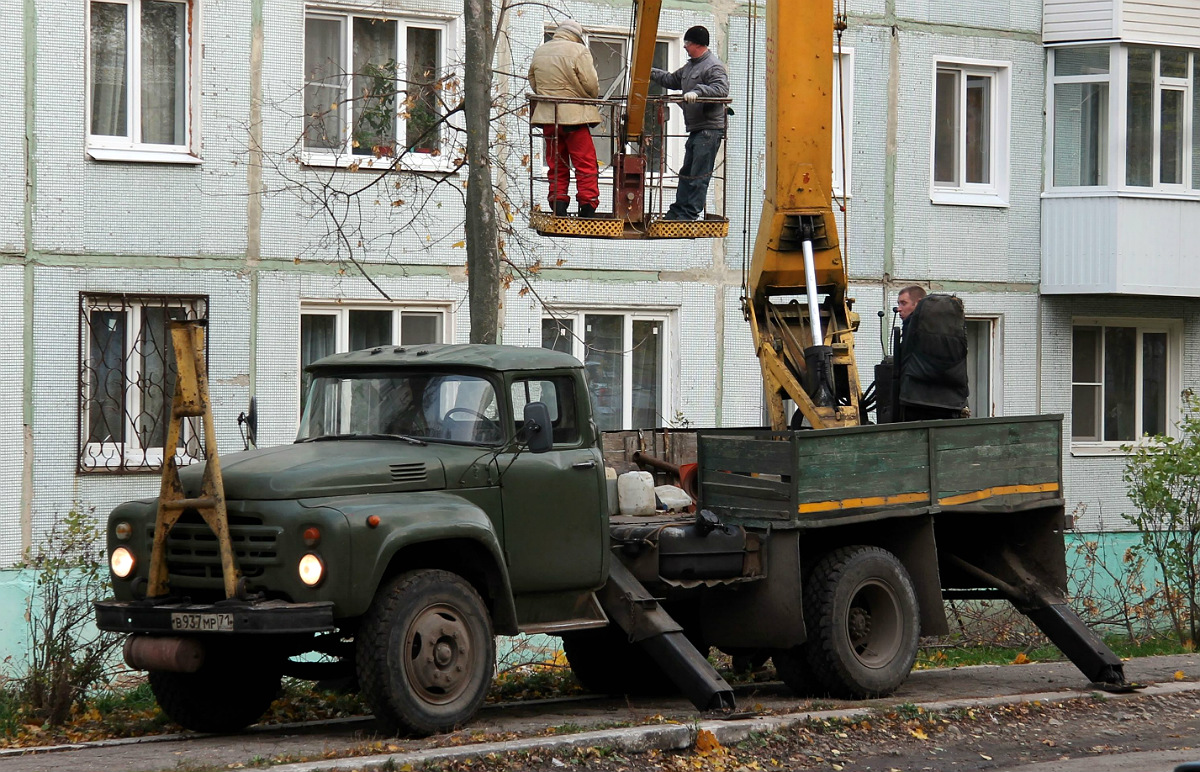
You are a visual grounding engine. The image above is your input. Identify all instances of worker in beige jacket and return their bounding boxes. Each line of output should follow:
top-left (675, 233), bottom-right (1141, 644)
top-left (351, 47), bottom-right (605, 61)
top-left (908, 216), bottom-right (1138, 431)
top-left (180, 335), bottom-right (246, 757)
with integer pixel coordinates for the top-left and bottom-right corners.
top-left (529, 20), bottom-right (602, 217)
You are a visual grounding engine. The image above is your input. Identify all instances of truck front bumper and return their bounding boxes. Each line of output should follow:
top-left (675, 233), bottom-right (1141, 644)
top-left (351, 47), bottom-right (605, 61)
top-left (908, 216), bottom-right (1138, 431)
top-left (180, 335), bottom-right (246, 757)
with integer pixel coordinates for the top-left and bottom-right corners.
top-left (95, 598), bottom-right (336, 635)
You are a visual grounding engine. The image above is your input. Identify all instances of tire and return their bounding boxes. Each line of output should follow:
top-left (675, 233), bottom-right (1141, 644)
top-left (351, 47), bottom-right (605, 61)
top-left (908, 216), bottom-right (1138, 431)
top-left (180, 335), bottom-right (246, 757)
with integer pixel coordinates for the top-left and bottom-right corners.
top-left (561, 624), bottom-right (676, 696)
top-left (356, 570), bottom-right (494, 737)
top-left (149, 642), bottom-right (282, 733)
top-left (803, 546), bottom-right (920, 698)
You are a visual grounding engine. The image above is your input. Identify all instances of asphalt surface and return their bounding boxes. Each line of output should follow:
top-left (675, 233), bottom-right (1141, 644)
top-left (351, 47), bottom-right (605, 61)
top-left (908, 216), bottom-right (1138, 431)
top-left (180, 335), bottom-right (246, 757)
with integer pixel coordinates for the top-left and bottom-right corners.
top-left (1, 652), bottom-right (1197, 772)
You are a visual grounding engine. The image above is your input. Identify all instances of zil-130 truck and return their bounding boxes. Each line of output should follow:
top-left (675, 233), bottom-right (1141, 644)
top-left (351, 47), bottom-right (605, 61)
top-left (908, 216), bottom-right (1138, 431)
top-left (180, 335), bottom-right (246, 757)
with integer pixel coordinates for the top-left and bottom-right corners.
top-left (96, 342), bottom-right (1128, 736)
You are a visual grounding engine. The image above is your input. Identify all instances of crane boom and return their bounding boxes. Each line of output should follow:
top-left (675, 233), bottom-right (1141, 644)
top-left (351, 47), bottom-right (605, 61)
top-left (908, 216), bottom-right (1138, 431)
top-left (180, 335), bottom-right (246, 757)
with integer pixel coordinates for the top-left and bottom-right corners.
top-left (749, 2), bottom-right (862, 430)
top-left (619, 1), bottom-right (861, 430)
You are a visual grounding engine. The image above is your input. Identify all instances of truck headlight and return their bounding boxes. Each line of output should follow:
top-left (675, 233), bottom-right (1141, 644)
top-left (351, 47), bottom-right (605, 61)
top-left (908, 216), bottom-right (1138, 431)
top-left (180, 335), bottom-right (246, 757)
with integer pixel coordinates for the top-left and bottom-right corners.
top-left (298, 553), bottom-right (325, 587)
top-left (110, 547), bottom-right (135, 578)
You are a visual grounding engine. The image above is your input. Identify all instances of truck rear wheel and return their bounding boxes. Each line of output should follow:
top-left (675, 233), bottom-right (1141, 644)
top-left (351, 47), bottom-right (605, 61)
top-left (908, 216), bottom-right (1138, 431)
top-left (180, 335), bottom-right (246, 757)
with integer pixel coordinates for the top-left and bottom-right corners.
top-left (148, 642), bottom-right (282, 733)
top-left (356, 569), bottom-right (494, 737)
top-left (803, 546), bottom-right (919, 698)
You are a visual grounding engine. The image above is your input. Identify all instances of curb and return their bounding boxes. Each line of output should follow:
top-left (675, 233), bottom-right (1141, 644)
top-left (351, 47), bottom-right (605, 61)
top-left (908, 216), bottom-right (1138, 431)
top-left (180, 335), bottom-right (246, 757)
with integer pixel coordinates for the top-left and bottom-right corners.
top-left (267, 680), bottom-right (1200, 772)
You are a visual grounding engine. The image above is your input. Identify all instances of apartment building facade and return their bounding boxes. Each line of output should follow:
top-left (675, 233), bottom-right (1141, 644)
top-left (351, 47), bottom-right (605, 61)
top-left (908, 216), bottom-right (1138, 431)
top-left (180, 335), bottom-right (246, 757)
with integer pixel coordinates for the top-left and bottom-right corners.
top-left (1, 0), bottom-right (1198, 655)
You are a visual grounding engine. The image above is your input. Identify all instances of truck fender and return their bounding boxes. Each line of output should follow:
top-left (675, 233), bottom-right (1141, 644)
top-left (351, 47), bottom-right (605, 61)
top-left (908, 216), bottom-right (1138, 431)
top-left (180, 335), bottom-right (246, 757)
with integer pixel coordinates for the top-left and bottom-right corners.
top-left (320, 492), bottom-right (518, 633)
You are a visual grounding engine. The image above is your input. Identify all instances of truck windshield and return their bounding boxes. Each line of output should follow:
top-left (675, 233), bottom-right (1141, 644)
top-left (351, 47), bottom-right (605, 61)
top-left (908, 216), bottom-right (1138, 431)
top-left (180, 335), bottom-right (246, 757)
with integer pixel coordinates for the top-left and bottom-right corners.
top-left (297, 373), bottom-right (504, 445)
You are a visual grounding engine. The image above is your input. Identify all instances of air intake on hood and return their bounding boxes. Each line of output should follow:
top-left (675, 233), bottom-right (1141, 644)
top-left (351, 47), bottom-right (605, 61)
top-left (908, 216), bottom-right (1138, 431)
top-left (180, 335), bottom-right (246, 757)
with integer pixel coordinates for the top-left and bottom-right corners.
top-left (390, 462), bottom-right (428, 483)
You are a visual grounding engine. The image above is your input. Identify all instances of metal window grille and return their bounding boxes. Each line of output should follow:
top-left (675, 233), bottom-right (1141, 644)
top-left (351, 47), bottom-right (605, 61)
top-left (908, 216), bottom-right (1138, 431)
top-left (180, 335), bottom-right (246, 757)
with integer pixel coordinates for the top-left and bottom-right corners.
top-left (78, 293), bottom-right (209, 473)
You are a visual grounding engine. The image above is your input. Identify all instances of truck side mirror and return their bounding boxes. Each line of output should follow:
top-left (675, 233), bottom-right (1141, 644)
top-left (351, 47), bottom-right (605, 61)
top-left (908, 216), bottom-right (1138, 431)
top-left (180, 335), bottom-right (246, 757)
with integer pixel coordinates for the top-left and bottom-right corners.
top-left (522, 402), bottom-right (553, 453)
top-left (238, 396), bottom-right (258, 450)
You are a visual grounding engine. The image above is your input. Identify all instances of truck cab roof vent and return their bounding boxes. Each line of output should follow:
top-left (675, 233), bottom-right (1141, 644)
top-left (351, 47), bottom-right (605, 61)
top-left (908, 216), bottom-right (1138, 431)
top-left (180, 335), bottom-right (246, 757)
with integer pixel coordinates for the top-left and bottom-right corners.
top-left (390, 462), bottom-right (428, 483)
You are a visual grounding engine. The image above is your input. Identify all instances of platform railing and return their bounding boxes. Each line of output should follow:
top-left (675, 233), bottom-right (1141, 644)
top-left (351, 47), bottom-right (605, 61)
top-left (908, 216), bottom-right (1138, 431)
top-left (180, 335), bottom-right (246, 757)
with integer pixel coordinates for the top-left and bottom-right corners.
top-left (526, 94), bottom-right (731, 239)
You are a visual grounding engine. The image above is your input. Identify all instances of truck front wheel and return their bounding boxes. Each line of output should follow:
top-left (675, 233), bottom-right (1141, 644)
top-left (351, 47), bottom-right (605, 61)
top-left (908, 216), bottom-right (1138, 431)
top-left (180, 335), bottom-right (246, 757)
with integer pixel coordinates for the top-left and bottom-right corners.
top-left (356, 569), bottom-right (494, 737)
top-left (803, 546), bottom-right (919, 698)
top-left (148, 642), bottom-right (282, 733)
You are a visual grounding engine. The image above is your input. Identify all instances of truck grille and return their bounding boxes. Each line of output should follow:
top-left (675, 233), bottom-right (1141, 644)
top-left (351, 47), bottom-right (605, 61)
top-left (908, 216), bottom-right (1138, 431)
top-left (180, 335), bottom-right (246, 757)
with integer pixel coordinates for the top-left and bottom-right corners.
top-left (390, 462), bottom-right (427, 483)
top-left (146, 513), bottom-right (282, 582)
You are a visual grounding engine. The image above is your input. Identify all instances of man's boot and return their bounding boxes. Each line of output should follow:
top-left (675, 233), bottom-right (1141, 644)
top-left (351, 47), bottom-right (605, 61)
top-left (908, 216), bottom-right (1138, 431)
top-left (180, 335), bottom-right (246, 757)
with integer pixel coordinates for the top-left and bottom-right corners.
top-left (553, 200), bottom-right (569, 217)
top-left (579, 203), bottom-right (597, 218)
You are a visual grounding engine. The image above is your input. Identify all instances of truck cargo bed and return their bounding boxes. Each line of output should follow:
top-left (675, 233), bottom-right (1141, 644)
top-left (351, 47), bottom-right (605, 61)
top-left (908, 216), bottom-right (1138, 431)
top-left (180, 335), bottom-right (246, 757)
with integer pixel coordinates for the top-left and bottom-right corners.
top-left (696, 415), bottom-right (1063, 528)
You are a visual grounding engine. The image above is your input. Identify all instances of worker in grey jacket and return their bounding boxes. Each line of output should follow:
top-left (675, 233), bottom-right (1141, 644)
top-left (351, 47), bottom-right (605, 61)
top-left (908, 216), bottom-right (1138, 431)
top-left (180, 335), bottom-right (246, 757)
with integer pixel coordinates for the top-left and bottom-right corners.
top-left (650, 25), bottom-right (729, 221)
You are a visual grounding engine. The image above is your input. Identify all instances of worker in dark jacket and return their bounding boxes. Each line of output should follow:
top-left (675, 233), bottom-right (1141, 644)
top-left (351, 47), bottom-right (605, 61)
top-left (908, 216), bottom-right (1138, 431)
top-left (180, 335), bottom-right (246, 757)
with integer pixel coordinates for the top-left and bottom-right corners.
top-left (650, 25), bottom-right (730, 221)
top-left (897, 291), bottom-right (969, 421)
top-left (529, 20), bottom-right (602, 217)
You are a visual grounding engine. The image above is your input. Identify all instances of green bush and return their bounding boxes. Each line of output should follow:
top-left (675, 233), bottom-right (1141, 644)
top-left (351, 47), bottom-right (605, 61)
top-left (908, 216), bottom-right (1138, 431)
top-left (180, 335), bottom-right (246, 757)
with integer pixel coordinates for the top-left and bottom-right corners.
top-left (10, 508), bottom-right (122, 726)
top-left (1123, 389), bottom-right (1200, 648)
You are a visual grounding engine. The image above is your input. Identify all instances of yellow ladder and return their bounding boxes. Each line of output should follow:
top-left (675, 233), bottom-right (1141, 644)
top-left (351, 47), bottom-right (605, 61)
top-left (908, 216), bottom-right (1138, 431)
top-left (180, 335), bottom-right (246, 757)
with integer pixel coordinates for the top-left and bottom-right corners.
top-left (146, 320), bottom-right (239, 599)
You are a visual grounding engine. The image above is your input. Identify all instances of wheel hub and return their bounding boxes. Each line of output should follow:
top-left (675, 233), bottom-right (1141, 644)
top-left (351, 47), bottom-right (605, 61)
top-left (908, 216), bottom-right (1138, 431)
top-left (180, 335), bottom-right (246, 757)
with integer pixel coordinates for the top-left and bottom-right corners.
top-left (848, 606), bottom-right (871, 641)
top-left (405, 606), bottom-right (474, 704)
top-left (847, 579), bottom-right (902, 668)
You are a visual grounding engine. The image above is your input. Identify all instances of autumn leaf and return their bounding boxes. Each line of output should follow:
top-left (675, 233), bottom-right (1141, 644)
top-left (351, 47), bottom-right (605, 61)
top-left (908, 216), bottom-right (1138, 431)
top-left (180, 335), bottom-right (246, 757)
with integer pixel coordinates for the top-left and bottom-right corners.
top-left (451, 240), bottom-right (466, 249)
top-left (909, 727), bottom-right (928, 740)
top-left (518, 287), bottom-right (530, 297)
top-left (1013, 652), bottom-right (1031, 665)
top-left (980, 753), bottom-right (992, 760)
top-left (1176, 670), bottom-right (1187, 680)
top-left (694, 728), bottom-right (723, 755)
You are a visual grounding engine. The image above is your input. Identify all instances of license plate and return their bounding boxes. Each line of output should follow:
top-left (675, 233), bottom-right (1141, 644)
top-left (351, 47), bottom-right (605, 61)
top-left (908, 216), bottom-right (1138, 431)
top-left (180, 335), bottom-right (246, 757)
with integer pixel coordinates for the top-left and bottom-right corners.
top-left (170, 612), bottom-right (234, 632)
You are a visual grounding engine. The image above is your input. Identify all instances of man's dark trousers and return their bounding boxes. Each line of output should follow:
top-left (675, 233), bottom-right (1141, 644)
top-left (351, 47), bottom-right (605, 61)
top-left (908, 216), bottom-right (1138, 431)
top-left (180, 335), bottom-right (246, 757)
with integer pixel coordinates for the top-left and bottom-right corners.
top-left (667, 128), bottom-right (723, 220)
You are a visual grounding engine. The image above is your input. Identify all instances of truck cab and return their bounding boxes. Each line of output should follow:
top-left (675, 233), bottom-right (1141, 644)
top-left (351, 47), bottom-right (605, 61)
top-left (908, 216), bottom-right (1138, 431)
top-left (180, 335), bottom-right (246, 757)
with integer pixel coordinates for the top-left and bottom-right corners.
top-left (97, 344), bottom-right (610, 736)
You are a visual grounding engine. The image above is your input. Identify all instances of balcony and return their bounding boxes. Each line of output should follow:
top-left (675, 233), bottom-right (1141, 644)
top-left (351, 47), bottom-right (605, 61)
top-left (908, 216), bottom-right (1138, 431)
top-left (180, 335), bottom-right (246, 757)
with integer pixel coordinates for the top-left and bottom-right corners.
top-left (1044, 0), bottom-right (1200, 47)
top-left (1042, 194), bottom-right (1200, 296)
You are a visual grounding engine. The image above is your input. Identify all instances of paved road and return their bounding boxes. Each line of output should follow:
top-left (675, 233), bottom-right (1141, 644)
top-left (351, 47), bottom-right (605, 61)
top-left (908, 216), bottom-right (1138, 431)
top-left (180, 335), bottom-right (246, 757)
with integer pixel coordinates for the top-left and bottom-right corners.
top-left (2, 653), bottom-right (1197, 772)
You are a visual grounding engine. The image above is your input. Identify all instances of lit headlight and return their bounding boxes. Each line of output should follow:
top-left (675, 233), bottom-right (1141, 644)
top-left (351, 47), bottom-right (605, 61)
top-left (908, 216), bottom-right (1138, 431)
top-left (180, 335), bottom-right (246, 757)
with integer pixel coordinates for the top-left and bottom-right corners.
top-left (110, 547), bottom-right (135, 579)
top-left (298, 553), bottom-right (325, 587)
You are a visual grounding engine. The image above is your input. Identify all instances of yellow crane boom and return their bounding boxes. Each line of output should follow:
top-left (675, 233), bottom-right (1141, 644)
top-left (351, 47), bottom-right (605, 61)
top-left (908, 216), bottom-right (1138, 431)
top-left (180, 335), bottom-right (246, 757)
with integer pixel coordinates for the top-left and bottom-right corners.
top-left (620, 1), bottom-right (861, 430)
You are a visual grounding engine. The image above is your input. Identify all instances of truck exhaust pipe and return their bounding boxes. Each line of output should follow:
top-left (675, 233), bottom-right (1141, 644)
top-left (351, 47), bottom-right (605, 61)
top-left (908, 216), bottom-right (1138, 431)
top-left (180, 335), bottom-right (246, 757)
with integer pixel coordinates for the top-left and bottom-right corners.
top-left (124, 635), bottom-right (205, 673)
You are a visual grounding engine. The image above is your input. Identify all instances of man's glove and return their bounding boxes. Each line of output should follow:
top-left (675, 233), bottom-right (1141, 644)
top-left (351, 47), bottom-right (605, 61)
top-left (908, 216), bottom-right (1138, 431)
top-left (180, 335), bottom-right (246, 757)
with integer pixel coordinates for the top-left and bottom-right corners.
top-left (682, 91), bottom-right (699, 103)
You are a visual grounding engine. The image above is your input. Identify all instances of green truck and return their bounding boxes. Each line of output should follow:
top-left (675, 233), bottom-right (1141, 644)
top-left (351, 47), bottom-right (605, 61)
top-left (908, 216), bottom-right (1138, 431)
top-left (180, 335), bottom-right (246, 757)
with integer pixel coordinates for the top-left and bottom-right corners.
top-left (95, 343), bottom-right (1126, 736)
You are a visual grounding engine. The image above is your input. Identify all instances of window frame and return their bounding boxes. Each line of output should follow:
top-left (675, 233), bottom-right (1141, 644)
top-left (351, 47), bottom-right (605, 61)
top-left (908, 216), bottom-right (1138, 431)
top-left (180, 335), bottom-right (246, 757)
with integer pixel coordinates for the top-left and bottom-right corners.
top-left (298, 301), bottom-right (452, 411)
top-left (540, 309), bottom-right (674, 431)
top-left (86, 0), bottom-right (201, 164)
top-left (965, 315), bottom-right (1001, 419)
top-left (929, 57), bottom-right (1011, 208)
top-left (1046, 44), bottom-right (1113, 192)
top-left (832, 47), bottom-right (854, 199)
top-left (78, 293), bottom-right (207, 473)
top-left (1047, 44), bottom-right (1200, 197)
top-left (300, 9), bottom-right (458, 172)
top-left (1069, 316), bottom-right (1183, 456)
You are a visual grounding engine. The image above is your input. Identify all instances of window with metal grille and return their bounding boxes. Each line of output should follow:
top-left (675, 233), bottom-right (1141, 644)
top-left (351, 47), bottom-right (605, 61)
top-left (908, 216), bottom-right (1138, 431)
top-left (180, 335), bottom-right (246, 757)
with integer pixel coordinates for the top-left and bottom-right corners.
top-left (78, 294), bottom-right (208, 472)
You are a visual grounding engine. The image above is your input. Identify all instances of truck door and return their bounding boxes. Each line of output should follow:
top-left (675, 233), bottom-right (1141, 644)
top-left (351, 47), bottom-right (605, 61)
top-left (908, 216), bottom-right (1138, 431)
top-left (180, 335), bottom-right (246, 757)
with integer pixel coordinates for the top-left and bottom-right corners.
top-left (500, 374), bottom-right (606, 594)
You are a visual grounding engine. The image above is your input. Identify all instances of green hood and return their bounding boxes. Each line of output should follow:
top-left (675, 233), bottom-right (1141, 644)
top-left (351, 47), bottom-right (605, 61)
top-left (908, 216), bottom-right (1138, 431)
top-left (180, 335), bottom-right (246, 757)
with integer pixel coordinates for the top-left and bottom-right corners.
top-left (179, 442), bottom-right (460, 500)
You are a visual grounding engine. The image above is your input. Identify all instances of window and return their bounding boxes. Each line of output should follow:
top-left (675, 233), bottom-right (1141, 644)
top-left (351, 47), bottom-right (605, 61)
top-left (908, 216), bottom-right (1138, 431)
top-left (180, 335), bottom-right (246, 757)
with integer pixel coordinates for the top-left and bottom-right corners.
top-left (300, 304), bottom-right (447, 411)
top-left (79, 294), bottom-right (207, 472)
top-left (1071, 320), bottom-right (1180, 448)
top-left (965, 318), bottom-right (996, 418)
top-left (299, 372), bottom-right (502, 444)
top-left (1050, 46), bottom-right (1110, 187)
top-left (541, 312), bottom-right (669, 431)
top-left (511, 376), bottom-right (580, 444)
top-left (1126, 46), bottom-right (1196, 189)
top-left (304, 11), bottom-right (451, 167)
top-left (88, 0), bottom-right (197, 162)
top-left (1049, 45), bottom-right (1200, 193)
top-left (931, 59), bottom-right (1010, 206)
